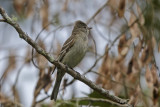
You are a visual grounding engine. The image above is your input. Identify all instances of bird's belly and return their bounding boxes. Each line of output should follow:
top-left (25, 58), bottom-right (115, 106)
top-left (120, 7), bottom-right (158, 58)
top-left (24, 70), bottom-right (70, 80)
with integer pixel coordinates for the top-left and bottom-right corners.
top-left (62, 39), bottom-right (87, 68)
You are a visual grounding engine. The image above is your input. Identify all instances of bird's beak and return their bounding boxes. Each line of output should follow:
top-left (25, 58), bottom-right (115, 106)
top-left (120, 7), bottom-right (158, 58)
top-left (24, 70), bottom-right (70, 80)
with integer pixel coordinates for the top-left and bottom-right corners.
top-left (88, 27), bottom-right (92, 30)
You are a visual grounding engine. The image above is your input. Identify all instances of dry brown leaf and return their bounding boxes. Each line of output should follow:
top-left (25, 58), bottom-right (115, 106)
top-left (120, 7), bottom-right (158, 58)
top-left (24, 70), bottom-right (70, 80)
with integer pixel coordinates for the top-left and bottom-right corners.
top-left (151, 65), bottom-right (159, 105)
top-left (158, 42), bottom-right (160, 53)
top-left (145, 65), bottom-right (159, 105)
top-left (33, 39), bottom-right (50, 97)
top-left (34, 70), bottom-right (52, 97)
top-left (36, 40), bottom-right (48, 69)
top-left (112, 71), bottom-right (124, 95)
top-left (0, 92), bottom-right (9, 104)
top-left (13, 0), bottom-right (27, 15)
top-left (108, 0), bottom-right (120, 12)
top-left (118, 34), bottom-right (126, 53)
top-left (13, 0), bottom-right (36, 17)
top-left (56, 41), bottom-right (62, 55)
top-left (62, 78), bottom-right (68, 95)
top-left (141, 40), bottom-right (153, 65)
top-left (36, 54), bottom-right (48, 69)
top-left (7, 52), bottom-right (16, 71)
top-left (24, 46), bottom-right (32, 64)
top-left (1, 52), bottom-right (16, 81)
top-left (118, 0), bottom-right (125, 17)
top-left (151, 65), bottom-right (159, 84)
top-left (127, 59), bottom-right (133, 74)
top-left (96, 46), bottom-right (110, 88)
top-left (126, 56), bottom-right (141, 89)
top-left (44, 68), bottom-right (53, 93)
top-left (44, 82), bottom-right (52, 93)
top-left (120, 47), bottom-right (128, 56)
top-left (145, 66), bottom-right (153, 89)
top-left (141, 46), bottom-right (148, 64)
top-left (34, 69), bottom-right (45, 97)
top-left (12, 86), bottom-right (20, 103)
top-left (42, 73), bottom-right (52, 91)
top-left (136, 3), bottom-right (145, 25)
top-left (128, 86), bottom-right (141, 106)
top-left (0, 92), bottom-right (22, 107)
top-left (128, 12), bottom-right (140, 38)
top-left (97, 44), bottom-right (128, 95)
top-left (127, 67), bottom-right (138, 87)
top-left (133, 41), bottom-right (142, 58)
top-left (151, 36), bottom-right (156, 49)
top-left (40, 0), bottom-right (49, 30)
top-left (129, 42), bottom-right (142, 78)
top-left (62, 0), bottom-right (69, 11)
top-left (26, 0), bottom-right (36, 17)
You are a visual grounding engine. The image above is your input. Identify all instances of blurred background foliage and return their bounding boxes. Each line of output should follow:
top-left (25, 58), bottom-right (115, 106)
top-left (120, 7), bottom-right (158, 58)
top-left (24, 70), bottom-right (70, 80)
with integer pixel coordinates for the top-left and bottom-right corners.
top-left (1, 0), bottom-right (160, 107)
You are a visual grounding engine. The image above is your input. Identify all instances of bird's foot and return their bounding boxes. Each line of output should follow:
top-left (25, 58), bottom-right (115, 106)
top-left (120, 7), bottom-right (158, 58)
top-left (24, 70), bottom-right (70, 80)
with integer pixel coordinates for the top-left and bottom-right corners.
top-left (65, 64), bottom-right (74, 70)
top-left (65, 64), bottom-right (69, 71)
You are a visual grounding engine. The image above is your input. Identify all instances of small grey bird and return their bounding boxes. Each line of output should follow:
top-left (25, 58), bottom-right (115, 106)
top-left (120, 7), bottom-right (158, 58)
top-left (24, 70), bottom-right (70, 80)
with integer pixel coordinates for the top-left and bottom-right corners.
top-left (51, 20), bottom-right (91, 101)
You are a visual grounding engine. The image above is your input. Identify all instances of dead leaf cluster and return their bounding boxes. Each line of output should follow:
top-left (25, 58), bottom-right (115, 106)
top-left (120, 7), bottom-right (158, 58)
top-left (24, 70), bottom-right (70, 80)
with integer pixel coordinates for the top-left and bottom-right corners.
top-left (96, 1), bottom-right (160, 106)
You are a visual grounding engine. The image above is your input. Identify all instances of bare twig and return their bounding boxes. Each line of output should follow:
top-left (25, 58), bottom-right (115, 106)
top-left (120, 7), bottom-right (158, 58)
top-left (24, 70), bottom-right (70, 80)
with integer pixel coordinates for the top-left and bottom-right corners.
top-left (70, 97), bottom-right (130, 107)
top-left (36, 95), bottom-right (50, 104)
top-left (31, 21), bottom-right (53, 69)
top-left (13, 64), bottom-right (25, 102)
top-left (93, 20), bottom-right (109, 41)
top-left (0, 7), bottom-right (130, 106)
top-left (0, 19), bottom-right (5, 22)
top-left (86, 1), bottom-right (109, 24)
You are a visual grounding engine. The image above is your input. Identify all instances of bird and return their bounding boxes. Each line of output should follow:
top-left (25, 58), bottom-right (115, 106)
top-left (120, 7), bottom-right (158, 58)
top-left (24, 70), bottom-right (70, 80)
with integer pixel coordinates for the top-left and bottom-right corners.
top-left (51, 20), bottom-right (91, 101)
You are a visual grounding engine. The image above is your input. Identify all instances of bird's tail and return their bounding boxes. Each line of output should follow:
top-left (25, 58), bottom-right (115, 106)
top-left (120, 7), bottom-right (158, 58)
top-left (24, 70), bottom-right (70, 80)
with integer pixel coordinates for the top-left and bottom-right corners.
top-left (51, 70), bottom-right (65, 101)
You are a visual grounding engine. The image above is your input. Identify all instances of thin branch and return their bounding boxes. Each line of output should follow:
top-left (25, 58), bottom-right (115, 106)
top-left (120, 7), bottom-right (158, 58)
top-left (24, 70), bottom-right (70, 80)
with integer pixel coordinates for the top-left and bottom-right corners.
top-left (31, 21), bottom-right (53, 69)
top-left (0, 7), bottom-right (130, 106)
top-left (70, 97), bottom-right (130, 107)
top-left (36, 95), bottom-right (50, 104)
top-left (13, 64), bottom-right (25, 106)
top-left (0, 19), bottom-right (5, 22)
top-left (86, 1), bottom-right (109, 24)
top-left (93, 20), bottom-right (109, 41)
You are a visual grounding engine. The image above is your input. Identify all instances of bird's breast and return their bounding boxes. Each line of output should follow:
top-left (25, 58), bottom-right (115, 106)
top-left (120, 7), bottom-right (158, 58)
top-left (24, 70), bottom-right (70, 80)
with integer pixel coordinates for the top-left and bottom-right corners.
top-left (62, 35), bottom-right (88, 68)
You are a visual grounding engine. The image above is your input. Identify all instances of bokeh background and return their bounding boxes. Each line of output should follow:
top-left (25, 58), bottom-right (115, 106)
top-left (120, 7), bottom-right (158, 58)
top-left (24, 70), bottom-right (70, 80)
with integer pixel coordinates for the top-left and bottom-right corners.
top-left (0, 0), bottom-right (160, 107)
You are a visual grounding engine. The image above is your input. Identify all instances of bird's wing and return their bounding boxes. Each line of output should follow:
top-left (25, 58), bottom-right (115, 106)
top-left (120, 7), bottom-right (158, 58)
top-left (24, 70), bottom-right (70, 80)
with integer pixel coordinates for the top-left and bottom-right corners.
top-left (51, 35), bottom-right (76, 74)
top-left (58, 35), bottom-right (76, 61)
